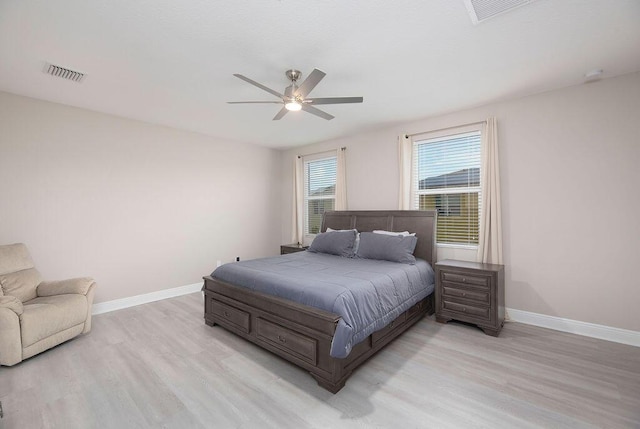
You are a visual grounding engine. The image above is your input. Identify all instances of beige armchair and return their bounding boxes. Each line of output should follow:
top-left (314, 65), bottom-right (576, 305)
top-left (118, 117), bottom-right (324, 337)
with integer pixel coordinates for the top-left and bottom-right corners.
top-left (0, 243), bottom-right (96, 366)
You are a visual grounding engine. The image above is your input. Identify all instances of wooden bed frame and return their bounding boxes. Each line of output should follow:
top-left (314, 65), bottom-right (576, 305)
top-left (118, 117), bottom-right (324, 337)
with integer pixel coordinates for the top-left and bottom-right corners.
top-left (203, 210), bottom-right (437, 393)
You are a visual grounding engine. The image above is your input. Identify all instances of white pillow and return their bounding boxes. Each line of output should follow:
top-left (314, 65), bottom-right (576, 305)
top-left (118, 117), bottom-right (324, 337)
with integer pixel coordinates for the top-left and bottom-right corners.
top-left (327, 228), bottom-right (360, 253)
top-left (372, 230), bottom-right (416, 237)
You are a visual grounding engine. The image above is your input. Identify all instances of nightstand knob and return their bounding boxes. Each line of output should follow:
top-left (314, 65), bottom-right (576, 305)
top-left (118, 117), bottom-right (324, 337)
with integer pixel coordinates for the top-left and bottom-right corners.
top-left (278, 335), bottom-right (287, 343)
top-left (462, 307), bottom-right (466, 312)
top-left (462, 277), bottom-right (466, 283)
top-left (224, 311), bottom-right (230, 317)
top-left (462, 292), bottom-right (466, 297)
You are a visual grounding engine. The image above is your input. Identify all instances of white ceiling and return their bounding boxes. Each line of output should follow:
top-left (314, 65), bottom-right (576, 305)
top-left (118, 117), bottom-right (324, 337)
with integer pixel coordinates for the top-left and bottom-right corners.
top-left (1, 0), bottom-right (639, 149)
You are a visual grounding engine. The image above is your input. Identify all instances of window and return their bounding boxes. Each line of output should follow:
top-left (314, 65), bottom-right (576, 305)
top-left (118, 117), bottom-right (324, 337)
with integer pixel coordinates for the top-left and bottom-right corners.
top-left (304, 156), bottom-right (336, 235)
top-left (435, 194), bottom-right (461, 217)
top-left (413, 130), bottom-right (481, 246)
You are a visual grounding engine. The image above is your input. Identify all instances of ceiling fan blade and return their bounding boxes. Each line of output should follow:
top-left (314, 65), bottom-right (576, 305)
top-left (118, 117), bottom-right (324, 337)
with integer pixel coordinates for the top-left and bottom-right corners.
top-left (273, 107), bottom-right (289, 120)
top-left (227, 101), bottom-right (283, 104)
top-left (295, 68), bottom-right (326, 99)
top-left (233, 74), bottom-right (284, 98)
top-left (301, 104), bottom-right (334, 120)
top-left (304, 97), bottom-right (363, 105)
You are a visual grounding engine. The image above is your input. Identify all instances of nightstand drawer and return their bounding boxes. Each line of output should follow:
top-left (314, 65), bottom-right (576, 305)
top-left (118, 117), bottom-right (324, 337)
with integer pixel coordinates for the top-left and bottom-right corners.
top-left (442, 272), bottom-right (489, 288)
top-left (442, 286), bottom-right (490, 304)
top-left (435, 259), bottom-right (504, 336)
top-left (443, 300), bottom-right (490, 320)
top-left (280, 244), bottom-right (308, 255)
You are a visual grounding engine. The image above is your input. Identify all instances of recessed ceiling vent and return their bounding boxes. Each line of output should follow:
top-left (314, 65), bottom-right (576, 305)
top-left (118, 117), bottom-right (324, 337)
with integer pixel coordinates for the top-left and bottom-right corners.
top-left (44, 63), bottom-right (85, 83)
top-left (463, 0), bottom-right (537, 24)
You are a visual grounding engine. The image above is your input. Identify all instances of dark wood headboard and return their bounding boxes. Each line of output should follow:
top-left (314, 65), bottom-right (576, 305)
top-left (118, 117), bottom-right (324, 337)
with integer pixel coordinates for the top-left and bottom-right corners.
top-left (321, 210), bottom-right (437, 266)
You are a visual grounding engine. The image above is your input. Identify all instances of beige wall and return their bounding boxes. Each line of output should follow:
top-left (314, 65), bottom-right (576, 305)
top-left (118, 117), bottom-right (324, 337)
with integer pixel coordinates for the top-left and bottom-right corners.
top-left (280, 72), bottom-right (640, 332)
top-left (0, 91), bottom-right (282, 303)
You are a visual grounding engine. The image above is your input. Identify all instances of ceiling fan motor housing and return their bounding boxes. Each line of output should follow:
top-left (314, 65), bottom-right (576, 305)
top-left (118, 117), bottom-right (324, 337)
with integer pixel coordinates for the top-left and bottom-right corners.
top-left (285, 69), bottom-right (302, 83)
top-left (284, 84), bottom-right (297, 99)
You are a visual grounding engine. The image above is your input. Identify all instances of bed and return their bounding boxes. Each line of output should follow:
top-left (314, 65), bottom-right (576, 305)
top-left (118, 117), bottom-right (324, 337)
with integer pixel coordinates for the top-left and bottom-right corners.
top-left (202, 210), bottom-right (437, 393)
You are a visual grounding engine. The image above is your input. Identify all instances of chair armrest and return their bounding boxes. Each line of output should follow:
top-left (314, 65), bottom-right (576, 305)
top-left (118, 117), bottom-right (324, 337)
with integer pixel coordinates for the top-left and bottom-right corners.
top-left (0, 302), bottom-right (23, 366)
top-left (37, 277), bottom-right (95, 297)
top-left (0, 296), bottom-right (23, 316)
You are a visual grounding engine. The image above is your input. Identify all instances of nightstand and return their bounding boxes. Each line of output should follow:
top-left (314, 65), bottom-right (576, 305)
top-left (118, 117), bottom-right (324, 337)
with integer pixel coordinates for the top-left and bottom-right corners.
top-left (434, 259), bottom-right (505, 336)
top-left (280, 243), bottom-right (308, 255)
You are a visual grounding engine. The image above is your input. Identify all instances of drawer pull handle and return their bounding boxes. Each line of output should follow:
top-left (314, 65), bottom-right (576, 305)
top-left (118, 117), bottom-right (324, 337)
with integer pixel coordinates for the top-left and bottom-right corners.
top-left (223, 311), bottom-right (230, 317)
top-left (462, 307), bottom-right (466, 312)
top-left (277, 335), bottom-right (287, 343)
top-left (462, 277), bottom-right (466, 282)
top-left (462, 292), bottom-right (466, 297)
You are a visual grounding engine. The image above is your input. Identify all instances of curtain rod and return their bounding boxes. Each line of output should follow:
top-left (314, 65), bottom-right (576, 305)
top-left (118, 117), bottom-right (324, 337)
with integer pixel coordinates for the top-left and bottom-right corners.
top-left (404, 120), bottom-right (487, 138)
top-left (297, 146), bottom-right (346, 159)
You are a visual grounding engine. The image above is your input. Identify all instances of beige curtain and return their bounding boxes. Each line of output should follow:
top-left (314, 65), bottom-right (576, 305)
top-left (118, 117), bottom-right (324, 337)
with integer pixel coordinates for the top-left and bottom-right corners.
top-left (291, 155), bottom-right (304, 244)
top-left (477, 117), bottom-right (503, 264)
top-left (398, 134), bottom-right (412, 209)
top-left (335, 147), bottom-right (347, 210)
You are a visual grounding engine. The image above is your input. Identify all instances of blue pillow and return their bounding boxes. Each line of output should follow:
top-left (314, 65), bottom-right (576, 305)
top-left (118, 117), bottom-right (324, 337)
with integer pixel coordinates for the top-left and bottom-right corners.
top-left (327, 228), bottom-right (360, 253)
top-left (356, 232), bottom-right (417, 264)
top-left (308, 230), bottom-right (357, 258)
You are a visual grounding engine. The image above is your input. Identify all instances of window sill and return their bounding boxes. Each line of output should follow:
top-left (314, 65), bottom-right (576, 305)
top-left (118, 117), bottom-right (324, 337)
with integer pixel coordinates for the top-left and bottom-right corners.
top-left (436, 243), bottom-right (478, 250)
top-left (436, 243), bottom-right (477, 262)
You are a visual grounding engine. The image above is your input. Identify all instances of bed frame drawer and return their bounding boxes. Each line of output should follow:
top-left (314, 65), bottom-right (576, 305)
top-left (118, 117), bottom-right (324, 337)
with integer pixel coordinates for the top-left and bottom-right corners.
top-left (372, 312), bottom-right (407, 344)
top-left (256, 317), bottom-right (317, 366)
top-left (210, 299), bottom-right (250, 334)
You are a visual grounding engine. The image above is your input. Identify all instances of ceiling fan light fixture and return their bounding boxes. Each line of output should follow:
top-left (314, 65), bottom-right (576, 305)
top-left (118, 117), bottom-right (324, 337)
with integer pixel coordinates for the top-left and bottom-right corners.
top-left (285, 100), bottom-right (302, 111)
top-left (229, 68), bottom-right (362, 120)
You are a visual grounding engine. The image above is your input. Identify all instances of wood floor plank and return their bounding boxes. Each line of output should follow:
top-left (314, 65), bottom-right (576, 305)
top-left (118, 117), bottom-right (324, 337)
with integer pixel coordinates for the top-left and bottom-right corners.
top-left (1, 292), bottom-right (639, 428)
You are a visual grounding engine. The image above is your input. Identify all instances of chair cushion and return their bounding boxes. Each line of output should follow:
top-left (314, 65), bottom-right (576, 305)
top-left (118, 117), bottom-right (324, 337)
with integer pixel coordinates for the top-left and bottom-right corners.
top-left (0, 243), bottom-right (41, 302)
top-left (0, 268), bottom-right (41, 302)
top-left (0, 296), bottom-right (24, 315)
top-left (0, 243), bottom-right (36, 275)
top-left (20, 294), bottom-right (87, 347)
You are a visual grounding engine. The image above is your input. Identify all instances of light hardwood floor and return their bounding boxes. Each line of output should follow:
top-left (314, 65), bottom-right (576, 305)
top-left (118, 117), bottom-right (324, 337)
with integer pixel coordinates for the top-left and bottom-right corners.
top-left (1, 292), bottom-right (638, 428)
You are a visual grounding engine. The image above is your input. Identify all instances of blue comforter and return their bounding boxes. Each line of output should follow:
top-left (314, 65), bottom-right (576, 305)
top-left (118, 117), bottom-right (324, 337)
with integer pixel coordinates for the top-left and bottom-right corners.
top-left (211, 251), bottom-right (434, 358)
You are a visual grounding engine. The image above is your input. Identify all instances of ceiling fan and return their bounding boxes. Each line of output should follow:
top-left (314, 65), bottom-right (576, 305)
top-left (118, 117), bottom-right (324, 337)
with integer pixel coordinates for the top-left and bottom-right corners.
top-left (227, 68), bottom-right (363, 121)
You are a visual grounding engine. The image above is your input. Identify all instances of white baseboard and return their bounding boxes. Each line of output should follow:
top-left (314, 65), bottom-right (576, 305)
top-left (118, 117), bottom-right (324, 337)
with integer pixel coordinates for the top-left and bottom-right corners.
top-left (507, 307), bottom-right (640, 348)
top-left (92, 282), bottom-right (203, 315)
top-left (91, 287), bottom-right (639, 348)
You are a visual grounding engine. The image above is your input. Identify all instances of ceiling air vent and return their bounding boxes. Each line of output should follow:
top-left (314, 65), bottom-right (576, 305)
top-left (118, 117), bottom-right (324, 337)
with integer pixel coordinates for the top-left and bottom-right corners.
top-left (463, 0), bottom-right (537, 24)
top-left (44, 63), bottom-right (85, 83)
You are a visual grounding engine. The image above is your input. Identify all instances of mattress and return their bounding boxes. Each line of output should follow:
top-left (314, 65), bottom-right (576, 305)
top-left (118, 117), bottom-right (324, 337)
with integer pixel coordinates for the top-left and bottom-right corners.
top-left (211, 251), bottom-right (434, 358)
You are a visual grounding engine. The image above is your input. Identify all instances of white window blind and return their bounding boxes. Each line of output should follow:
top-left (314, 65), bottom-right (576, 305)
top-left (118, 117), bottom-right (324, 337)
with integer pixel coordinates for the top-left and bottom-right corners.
top-left (304, 156), bottom-right (337, 235)
top-left (413, 131), bottom-right (482, 246)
